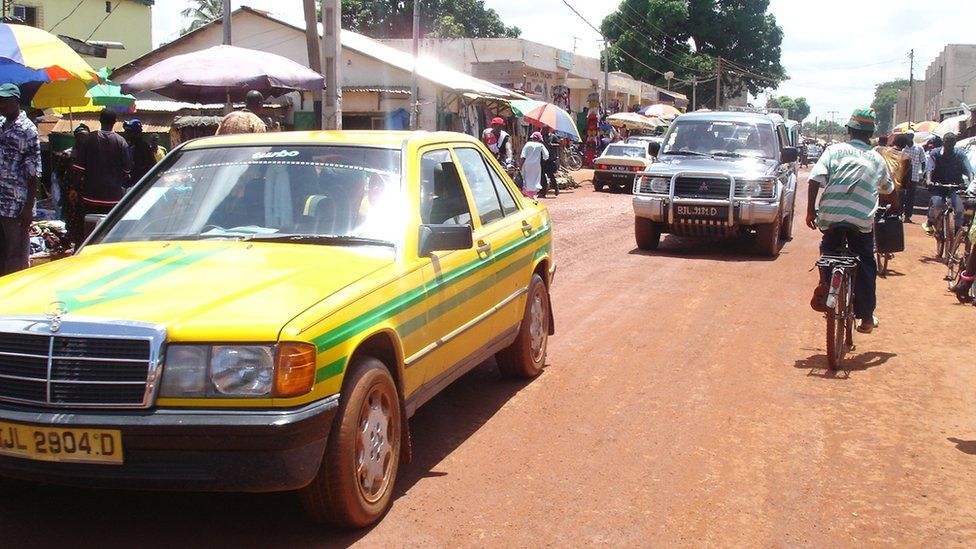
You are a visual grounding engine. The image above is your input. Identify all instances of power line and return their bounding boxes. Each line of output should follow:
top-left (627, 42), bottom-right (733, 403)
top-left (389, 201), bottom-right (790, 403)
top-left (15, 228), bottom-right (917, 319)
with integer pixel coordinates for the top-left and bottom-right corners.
top-left (86, 0), bottom-right (120, 41)
top-left (603, 12), bottom-right (712, 77)
top-left (48, 0), bottom-right (86, 33)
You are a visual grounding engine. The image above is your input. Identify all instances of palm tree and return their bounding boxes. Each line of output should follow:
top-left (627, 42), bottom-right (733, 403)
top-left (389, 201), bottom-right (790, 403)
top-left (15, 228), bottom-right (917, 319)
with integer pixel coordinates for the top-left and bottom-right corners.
top-left (181, 0), bottom-right (224, 35)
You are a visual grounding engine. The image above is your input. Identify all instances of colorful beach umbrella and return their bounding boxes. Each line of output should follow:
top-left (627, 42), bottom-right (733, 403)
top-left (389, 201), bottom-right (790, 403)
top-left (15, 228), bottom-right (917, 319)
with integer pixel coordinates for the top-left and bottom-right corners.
top-left (0, 23), bottom-right (99, 85)
top-left (639, 104), bottom-right (682, 120)
top-left (509, 99), bottom-right (581, 141)
top-left (43, 79), bottom-right (136, 113)
top-left (892, 121), bottom-right (938, 134)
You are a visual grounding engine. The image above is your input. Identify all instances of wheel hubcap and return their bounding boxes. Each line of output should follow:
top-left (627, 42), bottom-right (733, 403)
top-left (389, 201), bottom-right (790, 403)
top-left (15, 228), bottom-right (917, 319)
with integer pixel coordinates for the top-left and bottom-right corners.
top-left (356, 386), bottom-right (395, 504)
top-left (529, 289), bottom-right (547, 361)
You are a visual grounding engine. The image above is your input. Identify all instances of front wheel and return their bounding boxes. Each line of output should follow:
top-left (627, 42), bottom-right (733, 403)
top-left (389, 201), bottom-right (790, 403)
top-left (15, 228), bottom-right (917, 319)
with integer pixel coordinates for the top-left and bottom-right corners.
top-left (635, 217), bottom-right (661, 250)
top-left (946, 230), bottom-right (968, 286)
top-left (301, 356), bottom-right (402, 528)
top-left (756, 215), bottom-right (782, 257)
top-left (565, 153), bottom-right (583, 171)
top-left (496, 274), bottom-right (550, 378)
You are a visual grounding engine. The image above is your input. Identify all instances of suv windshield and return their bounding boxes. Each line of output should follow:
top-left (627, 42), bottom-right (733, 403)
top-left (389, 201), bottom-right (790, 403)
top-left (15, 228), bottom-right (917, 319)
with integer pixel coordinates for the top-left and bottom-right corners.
top-left (96, 146), bottom-right (402, 245)
top-left (661, 120), bottom-right (777, 159)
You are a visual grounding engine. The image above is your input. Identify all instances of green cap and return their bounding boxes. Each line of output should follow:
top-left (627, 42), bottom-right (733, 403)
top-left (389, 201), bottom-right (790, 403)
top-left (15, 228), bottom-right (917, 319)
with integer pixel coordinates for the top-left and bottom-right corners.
top-left (846, 107), bottom-right (876, 132)
top-left (0, 83), bottom-right (21, 99)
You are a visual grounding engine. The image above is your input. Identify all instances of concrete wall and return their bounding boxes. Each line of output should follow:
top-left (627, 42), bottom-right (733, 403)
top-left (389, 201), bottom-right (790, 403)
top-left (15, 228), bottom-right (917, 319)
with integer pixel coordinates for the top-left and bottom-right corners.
top-left (923, 44), bottom-right (976, 120)
top-left (894, 81), bottom-right (926, 124)
top-left (6, 0), bottom-right (154, 70)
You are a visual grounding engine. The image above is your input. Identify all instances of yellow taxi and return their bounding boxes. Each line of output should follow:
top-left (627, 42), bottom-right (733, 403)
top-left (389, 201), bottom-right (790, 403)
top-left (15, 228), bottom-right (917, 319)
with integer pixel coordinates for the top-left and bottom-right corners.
top-left (0, 131), bottom-right (555, 527)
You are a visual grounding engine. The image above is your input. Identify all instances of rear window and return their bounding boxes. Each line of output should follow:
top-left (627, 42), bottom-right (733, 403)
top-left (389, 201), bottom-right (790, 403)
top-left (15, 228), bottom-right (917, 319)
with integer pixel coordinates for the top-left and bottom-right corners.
top-left (603, 145), bottom-right (645, 158)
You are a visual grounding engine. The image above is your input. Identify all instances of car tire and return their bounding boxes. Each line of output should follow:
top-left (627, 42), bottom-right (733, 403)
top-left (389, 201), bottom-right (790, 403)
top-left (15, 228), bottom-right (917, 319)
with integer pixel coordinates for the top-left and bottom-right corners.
top-left (780, 211), bottom-right (794, 241)
top-left (593, 182), bottom-right (604, 192)
top-left (757, 215), bottom-right (782, 257)
top-left (635, 217), bottom-right (661, 250)
top-left (300, 356), bottom-right (401, 528)
top-left (497, 274), bottom-right (550, 378)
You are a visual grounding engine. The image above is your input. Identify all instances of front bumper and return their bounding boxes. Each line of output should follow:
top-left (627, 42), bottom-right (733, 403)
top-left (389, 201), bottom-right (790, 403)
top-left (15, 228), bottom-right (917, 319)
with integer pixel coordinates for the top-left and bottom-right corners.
top-left (594, 170), bottom-right (638, 186)
top-left (0, 396), bottom-right (339, 492)
top-left (633, 195), bottom-right (780, 227)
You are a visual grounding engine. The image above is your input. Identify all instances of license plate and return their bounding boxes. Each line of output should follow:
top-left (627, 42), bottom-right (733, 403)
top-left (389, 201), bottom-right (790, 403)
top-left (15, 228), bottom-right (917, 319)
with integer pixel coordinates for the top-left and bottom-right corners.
top-left (0, 421), bottom-right (123, 464)
top-left (676, 205), bottom-right (728, 219)
top-left (609, 166), bottom-right (632, 172)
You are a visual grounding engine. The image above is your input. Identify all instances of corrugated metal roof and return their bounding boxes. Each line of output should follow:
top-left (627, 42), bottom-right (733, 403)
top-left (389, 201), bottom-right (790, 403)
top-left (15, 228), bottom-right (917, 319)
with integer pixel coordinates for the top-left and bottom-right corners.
top-left (51, 118), bottom-right (171, 134)
top-left (343, 87), bottom-right (411, 95)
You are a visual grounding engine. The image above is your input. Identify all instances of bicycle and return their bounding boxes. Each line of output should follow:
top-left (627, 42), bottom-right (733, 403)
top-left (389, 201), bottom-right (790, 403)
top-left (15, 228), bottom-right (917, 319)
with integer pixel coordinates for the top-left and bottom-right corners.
top-left (561, 145), bottom-right (583, 171)
top-left (874, 205), bottom-right (895, 278)
top-left (816, 223), bottom-right (861, 370)
top-left (946, 191), bottom-right (976, 288)
top-left (928, 182), bottom-right (966, 261)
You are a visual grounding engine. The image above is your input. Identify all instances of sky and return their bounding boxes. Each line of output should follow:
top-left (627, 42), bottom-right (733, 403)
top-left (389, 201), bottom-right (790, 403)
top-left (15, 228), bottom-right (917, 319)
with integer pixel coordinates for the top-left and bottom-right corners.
top-left (153, 0), bottom-right (976, 124)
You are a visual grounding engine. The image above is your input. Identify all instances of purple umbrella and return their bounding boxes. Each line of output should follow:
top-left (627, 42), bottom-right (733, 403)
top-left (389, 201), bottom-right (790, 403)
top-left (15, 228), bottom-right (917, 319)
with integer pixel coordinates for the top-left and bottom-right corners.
top-left (120, 45), bottom-right (324, 103)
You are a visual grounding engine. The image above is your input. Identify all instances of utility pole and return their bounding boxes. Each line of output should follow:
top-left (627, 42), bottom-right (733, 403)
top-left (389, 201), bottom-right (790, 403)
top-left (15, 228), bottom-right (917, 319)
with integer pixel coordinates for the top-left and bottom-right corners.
top-left (907, 48), bottom-right (915, 125)
top-left (302, 0), bottom-right (323, 130)
top-left (603, 40), bottom-right (611, 115)
top-left (691, 76), bottom-right (697, 111)
top-left (715, 57), bottom-right (722, 110)
top-left (222, 0), bottom-right (232, 113)
top-left (827, 110), bottom-right (839, 141)
top-left (410, 0), bottom-right (421, 129)
top-left (321, 0), bottom-right (342, 130)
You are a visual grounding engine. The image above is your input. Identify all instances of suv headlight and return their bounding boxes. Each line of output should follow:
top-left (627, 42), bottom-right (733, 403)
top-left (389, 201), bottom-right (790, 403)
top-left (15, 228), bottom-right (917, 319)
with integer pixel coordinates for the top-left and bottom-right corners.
top-left (736, 178), bottom-right (776, 198)
top-left (649, 177), bottom-right (670, 193)
top-left (159, 343), bottom-right (317, 398)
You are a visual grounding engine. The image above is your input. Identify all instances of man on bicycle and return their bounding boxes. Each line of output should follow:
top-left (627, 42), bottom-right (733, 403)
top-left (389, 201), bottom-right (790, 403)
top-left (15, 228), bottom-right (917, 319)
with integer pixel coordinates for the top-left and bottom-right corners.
top-left (806, 108), bottom-right (898, 334)
top-left (923, 132), bottom-right (973, 236)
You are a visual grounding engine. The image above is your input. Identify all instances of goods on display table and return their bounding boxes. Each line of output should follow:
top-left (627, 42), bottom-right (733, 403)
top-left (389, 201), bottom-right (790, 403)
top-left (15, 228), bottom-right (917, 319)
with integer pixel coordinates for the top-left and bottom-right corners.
top-left (28, 220), bottom-right (72, 267)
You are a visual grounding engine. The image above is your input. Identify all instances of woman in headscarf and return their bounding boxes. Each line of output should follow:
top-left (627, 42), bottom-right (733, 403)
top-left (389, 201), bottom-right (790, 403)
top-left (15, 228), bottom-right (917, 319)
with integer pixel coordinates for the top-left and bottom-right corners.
top-left (519, 131), bottom-right (549, 199)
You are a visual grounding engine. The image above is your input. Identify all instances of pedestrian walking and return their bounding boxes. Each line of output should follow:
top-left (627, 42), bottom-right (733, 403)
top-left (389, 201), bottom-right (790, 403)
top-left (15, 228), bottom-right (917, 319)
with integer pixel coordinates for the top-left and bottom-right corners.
top-left (519, 131), bottom-right (549, 200)
top-left (874, 134), bottom-right (911, 211)
top-left (902, 132), bottom-right (926, 222)
top-left (540, 127), bottom-right (560, 198)
top-left (123, 119), bottom-right (156, 184)
top-left (62, 124), bottom-right (89, 248)
top-left (216, 90), bottom-right (268, 135)
top-left (0, 83), bottom-right (40, 276)
top-left (77, 108), bottom-right (132, 215)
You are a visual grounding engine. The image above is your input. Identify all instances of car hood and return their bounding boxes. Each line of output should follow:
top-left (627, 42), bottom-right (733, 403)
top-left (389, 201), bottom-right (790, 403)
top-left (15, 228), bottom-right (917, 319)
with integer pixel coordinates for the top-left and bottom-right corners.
top-left (648, 154), bottom-right (777, 177)
top-left (0, 241), bottom-right (394, 342)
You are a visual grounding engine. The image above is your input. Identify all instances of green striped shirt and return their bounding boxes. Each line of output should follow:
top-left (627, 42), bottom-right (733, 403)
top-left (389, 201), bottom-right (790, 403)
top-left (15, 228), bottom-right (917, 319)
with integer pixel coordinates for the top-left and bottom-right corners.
top-left (810, 140), bottom-right (893, 232)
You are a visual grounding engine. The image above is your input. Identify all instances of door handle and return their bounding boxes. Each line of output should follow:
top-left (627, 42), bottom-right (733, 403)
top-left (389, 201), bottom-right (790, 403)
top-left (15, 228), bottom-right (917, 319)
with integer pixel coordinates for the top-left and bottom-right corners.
top-left (521, 220), bottom-right (533, 236)
top-left (476, 240), bottom-right (492, 256)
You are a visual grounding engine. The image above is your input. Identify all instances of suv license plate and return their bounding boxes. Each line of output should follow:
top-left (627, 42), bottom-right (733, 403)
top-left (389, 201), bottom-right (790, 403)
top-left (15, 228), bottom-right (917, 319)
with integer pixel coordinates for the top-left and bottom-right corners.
top-left (676, 205), bottom-right (728, 220)
top-left (0, 421), bottom-right (123, 464)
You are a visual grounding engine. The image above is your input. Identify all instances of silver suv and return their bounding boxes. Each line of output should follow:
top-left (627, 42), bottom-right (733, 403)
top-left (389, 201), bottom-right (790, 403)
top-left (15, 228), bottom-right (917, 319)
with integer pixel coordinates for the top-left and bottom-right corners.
top-left (632, 111), bottom-right (799, 257)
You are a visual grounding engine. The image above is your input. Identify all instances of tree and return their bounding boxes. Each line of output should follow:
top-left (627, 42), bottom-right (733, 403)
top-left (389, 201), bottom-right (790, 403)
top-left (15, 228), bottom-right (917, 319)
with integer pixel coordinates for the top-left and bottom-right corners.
top-left (767, 95), bottom-right (811, 122)
top-left (334, 0), bottom-right (520, 39)
top-left (601, 0), bottom-right (786, 106)
top-left (870, 78), bottom-right (909, 135)
top-left (181, 0), bottom-right (223, 35)
top-left (802, 120), bottom-right (844, 139)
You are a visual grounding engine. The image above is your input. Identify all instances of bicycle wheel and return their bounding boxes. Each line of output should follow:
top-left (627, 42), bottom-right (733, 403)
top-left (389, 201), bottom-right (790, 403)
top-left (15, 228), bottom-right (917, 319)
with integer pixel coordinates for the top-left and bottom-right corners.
top-left (566, 153), bottom-right (583, 171)
top-left (935, 214), bottom-right (947, 259)
top-left (941, 212), bottom-right (954, 263)
top-left (946, 230), bottom-right (968, 287)
top-left (843, 274), bottom-right (856, 354)
top-left (826, 274), bottom-right (846, 370)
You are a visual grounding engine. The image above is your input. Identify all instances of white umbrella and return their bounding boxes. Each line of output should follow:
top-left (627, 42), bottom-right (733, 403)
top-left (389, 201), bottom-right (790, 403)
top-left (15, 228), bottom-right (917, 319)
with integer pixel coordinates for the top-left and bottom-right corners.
top-left (934, 112), bottom-right (971, 137)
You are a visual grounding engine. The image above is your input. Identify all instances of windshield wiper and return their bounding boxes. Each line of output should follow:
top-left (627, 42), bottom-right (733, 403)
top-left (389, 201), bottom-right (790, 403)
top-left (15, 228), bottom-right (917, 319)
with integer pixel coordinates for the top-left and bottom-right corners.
top-left (243, 234), bottom-right (395, 247)
top-left (712, 151), bottom-right (747, 158)
top-left (665, 149), bottom-right (710, 157)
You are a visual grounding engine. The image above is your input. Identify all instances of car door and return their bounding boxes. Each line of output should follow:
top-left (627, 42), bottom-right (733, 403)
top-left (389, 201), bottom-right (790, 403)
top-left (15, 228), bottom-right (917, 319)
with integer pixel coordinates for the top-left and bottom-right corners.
top-left (410, 147), bottom-right (499, 388)
top-left (452, 146), bottom-right (536, 335)
top-left (775, 124), bottom-right (797, 214)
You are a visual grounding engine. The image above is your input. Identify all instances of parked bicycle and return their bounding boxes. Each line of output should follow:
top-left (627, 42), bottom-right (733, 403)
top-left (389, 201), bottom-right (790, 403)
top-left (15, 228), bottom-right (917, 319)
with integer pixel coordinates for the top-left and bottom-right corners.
top-left (815, 223), bottom-right (861, 370)
top-left (928, 182), bottom-right (966, 261)
top-left (946, 191), bottom-right (976, 288)
top-left (562, 142), bottom-right (584, 171)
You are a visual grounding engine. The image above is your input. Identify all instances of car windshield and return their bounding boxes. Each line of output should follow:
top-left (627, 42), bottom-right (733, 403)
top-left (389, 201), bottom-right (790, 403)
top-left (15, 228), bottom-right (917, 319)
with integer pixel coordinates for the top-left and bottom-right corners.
top-left (96, 145), bottom-right (402, 245)
top-left (661, 120), bottom-right (777, 159)
top-left (603, 145), bottom-right (645, 158)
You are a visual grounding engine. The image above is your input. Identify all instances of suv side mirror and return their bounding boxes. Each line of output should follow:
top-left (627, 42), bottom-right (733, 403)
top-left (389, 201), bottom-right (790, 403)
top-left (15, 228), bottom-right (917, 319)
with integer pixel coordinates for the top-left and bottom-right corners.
top-left (419, 224), bottom-right (473, 256)
top-left (780, 147), bottom-right (798, 163)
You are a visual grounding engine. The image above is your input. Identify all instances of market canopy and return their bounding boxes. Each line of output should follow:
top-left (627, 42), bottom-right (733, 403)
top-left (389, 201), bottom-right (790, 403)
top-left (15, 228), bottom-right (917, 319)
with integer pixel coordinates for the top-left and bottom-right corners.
top-left (639, 104), bottom-right (682, 120)
top-left (120, 45), bottom-right (325, 103)
top-left (607, 112), bottom-right (667, 132)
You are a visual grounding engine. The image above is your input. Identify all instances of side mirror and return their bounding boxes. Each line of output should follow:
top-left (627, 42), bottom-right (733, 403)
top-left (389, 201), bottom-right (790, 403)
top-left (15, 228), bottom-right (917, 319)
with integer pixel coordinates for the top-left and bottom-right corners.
top-left (419, 224), bottom-right (473, 256)
top-left (84, 214), bottom-right (107, 239)
top-left (780, 147), bottom-right (798, 163)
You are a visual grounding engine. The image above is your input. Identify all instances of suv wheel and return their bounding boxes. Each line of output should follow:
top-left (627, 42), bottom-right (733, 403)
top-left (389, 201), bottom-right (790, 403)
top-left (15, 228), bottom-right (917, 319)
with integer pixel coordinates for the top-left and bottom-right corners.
top-left (779, 211), bottom-right (794, 241)
top-left (756, 215), bottom-right (782, 257)
top-left (635, 217), bottom-right (661, 250)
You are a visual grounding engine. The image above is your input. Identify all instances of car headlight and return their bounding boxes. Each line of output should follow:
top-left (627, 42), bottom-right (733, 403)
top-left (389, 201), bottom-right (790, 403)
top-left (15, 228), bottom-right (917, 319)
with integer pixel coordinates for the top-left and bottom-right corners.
top-left (649, 177), bottom-right (670, 193)
top-left (736, 179), bottom-right (775, 198)
top-left (159, 343), bottom-right (317, 398)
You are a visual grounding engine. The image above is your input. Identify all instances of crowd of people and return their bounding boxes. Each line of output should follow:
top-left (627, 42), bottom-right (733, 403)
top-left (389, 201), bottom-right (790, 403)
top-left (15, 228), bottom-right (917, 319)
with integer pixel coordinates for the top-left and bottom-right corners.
top-left (807, 106), bottom-right (976, 332)
top-left (482, 117), bottom-right (564, 200)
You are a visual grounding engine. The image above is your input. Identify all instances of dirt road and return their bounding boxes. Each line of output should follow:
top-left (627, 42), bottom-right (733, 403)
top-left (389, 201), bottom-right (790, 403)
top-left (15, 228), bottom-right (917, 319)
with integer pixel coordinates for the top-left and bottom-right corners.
top-left (4, 169), bottom-right (976, 547)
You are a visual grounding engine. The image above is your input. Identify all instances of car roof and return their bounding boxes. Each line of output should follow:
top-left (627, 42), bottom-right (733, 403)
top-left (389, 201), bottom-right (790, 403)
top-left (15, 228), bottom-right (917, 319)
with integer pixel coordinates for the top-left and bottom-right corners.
top-left (672, 111), bottom-right (782, 126)
top-left (181, 130), bottom-right (483, 150)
